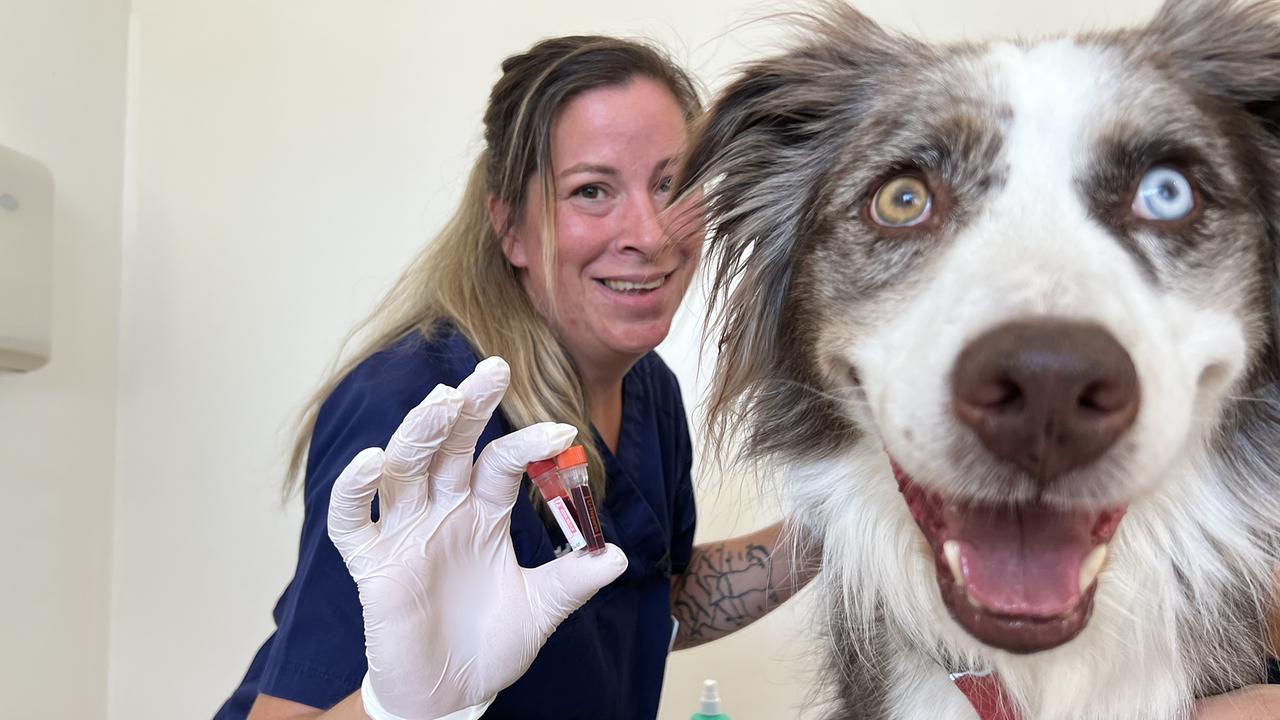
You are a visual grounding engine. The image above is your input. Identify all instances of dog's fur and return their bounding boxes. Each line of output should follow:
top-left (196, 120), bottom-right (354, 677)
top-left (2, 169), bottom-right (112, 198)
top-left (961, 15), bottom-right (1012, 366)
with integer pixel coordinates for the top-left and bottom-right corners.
top-left (675, 1), bottom-right (1280, 717)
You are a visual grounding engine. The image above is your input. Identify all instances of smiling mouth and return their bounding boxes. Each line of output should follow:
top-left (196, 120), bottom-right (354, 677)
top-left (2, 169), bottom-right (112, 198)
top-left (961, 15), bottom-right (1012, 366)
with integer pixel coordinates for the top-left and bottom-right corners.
top-left (598, 273), bottom-right (669, 293)
top-left (891, 458), bottom-right (1126, 654)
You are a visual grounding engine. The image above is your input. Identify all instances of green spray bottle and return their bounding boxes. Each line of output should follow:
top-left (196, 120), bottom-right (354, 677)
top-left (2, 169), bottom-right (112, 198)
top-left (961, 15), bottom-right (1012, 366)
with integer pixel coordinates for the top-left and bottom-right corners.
top-left (691, 679), bottom-right (730, 720)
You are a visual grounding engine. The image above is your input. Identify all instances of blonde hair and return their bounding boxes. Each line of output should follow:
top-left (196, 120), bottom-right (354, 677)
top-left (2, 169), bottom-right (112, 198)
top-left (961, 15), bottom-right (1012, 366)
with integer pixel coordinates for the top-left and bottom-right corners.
top-left (285, 36), bottom-right (702, 504)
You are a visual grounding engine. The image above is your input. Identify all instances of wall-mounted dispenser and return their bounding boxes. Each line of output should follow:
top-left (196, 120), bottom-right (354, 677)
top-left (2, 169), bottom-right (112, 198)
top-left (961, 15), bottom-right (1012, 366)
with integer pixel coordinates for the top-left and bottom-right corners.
top-left (0, 144), bottom-right (54, 372)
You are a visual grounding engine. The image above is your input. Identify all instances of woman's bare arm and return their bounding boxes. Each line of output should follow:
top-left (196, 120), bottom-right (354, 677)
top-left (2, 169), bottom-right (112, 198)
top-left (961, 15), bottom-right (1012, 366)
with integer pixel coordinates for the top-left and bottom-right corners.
top-left (246, 691), bottom-right (366, 720)
top-left (669, 522), bottom-right (818, 650)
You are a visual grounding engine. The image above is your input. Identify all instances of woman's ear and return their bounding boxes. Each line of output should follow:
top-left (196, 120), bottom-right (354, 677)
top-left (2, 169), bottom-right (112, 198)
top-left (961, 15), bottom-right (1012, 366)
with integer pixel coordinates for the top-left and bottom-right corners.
top-left (488, 195), bottom-right (528, 268)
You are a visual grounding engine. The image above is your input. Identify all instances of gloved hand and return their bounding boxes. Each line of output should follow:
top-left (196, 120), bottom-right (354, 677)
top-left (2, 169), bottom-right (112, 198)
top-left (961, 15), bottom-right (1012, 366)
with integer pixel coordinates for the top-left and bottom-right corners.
top-left (327, 356), bottom-right (629, 720)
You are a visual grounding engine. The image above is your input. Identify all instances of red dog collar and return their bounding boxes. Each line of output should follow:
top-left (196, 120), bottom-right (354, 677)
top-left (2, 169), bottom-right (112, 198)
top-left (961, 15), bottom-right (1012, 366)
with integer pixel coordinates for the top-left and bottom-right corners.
top-left (952, 672), bottom-right (1019, 720)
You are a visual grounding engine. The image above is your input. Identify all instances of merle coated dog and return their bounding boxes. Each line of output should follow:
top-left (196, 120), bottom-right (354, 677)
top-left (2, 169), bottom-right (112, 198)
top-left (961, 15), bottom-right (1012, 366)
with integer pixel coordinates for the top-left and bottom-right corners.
top-left (676, 1), bottom-right (1280, 717)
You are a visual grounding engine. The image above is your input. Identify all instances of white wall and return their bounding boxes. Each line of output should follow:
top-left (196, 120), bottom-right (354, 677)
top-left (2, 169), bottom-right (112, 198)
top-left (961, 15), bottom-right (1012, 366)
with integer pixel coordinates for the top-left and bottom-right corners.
top-left (0, 1), bottom-right (129, 718)
top-left (0, 1), bottom-right (1173, 718)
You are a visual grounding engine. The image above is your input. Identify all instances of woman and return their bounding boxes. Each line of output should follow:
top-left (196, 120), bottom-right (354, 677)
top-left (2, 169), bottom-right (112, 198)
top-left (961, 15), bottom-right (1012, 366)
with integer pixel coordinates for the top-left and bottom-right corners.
top-left (216, 35), bottom-right (806, 720)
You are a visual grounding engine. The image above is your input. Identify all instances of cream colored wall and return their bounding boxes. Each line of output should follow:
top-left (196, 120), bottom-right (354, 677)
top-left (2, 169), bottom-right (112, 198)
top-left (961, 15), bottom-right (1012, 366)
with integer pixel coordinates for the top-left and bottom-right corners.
top-left (0, 1), bottom-right (1177, 719)
top-left (0, 1), bottom-right (129, 718)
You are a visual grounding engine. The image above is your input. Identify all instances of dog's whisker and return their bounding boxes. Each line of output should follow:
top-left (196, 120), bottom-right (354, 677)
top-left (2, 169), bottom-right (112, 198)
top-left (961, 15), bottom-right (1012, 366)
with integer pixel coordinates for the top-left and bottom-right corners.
top-left (752, 377), bottom-right (871, 409)
top-left (1223, 393), bottom-right (1280, 407)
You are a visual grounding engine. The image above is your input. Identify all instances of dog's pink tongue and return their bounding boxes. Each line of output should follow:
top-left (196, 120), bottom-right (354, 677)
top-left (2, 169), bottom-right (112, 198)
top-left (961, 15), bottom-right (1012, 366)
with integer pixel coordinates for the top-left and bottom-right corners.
top-left (944, 504), bottom-right (1096, 618)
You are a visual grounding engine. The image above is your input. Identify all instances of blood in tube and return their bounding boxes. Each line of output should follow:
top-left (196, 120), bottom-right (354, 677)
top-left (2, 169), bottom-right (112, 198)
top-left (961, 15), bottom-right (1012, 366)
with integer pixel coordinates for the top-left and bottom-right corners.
top-left (555, 445), bottom-right (606, 554)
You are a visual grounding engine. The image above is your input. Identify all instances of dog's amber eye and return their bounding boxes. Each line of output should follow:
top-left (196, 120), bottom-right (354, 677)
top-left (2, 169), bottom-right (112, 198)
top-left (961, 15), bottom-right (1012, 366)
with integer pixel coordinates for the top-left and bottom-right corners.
top-left (872, 175), bottom-right (932, 227)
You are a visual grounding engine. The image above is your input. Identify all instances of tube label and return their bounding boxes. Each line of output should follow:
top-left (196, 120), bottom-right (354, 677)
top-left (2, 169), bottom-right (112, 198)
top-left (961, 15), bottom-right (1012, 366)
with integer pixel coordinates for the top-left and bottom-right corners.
top-left (549, 496), bottom-right (586, 551)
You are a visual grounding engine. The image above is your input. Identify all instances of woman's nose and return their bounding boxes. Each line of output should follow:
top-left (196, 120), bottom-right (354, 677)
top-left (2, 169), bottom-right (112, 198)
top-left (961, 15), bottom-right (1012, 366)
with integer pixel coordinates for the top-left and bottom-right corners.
top-left (619, 193), bottom-right (668, 257)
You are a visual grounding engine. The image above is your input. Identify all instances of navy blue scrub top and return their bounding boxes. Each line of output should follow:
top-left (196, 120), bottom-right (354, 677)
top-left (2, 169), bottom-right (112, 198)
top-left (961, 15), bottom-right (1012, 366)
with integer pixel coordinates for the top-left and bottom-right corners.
top-left (216, 325), bottom-right (698, 720)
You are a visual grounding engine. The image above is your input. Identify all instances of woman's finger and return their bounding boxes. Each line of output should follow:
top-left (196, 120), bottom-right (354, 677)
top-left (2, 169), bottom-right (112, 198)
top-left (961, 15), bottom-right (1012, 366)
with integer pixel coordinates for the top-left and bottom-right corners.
top-left (471, 422), bottom-right (577, 514)
top-left (524, 543), bottom-right (629, 634)
top-left (381, 384), bottom-right (463, 520)
top-left (327, 447), bottom-right (385, 568)
top-left (430, 357), bottom-right (510, 497)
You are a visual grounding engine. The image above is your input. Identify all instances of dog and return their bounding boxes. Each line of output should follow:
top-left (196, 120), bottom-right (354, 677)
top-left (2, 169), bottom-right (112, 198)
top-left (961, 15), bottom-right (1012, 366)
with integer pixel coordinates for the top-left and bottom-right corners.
top-left (674, 1), bottom-right (1280, 717)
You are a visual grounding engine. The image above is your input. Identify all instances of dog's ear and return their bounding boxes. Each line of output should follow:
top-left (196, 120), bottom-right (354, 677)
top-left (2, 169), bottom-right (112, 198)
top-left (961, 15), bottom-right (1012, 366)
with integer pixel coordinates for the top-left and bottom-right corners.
top-left (1143, 0), bottom-right (1280, 111)
top-left (1141, 0), bottom-right (1280, 165)
top-left (674, 5), bottom-right (926, 458)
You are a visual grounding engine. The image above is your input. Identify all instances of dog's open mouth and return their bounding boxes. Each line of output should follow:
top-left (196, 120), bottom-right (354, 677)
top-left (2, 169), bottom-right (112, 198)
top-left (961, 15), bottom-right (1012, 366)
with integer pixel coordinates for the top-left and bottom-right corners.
top-left (891, 459), bottom-right (1126, 653)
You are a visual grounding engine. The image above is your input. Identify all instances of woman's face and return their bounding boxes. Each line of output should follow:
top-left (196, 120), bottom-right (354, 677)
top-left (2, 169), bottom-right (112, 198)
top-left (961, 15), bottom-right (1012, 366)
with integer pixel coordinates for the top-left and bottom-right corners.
top-left (499, 77), bottom-right (701, 375)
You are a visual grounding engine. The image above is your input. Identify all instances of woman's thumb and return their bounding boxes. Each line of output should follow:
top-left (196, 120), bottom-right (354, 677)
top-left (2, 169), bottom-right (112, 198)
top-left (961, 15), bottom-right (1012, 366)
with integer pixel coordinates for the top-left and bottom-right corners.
top-left (524, 544), bottom-right (629, 632)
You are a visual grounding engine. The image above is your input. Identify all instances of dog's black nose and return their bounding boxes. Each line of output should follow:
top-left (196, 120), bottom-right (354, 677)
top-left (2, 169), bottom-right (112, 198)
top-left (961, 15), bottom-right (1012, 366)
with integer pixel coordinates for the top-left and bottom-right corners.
top-left (951, 320), bottom-right (1140, 483)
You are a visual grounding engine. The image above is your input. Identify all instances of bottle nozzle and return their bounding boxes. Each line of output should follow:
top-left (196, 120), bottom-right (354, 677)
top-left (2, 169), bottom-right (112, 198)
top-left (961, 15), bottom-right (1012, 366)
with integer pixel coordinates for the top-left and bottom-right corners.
top-left (699, 679), bottom-right (722, 715)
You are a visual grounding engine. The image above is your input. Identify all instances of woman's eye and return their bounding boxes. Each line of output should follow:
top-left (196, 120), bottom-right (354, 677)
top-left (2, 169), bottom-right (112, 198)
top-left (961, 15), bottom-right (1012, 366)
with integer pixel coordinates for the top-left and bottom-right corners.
top-left (871, 175), bottom-right (933, 228)
top-left (655, 176), bottom-right (673, 194)
top-left (574, 184), bottom-right (605, 201)
top-left (1131, 165), bottom-right (1195, 221)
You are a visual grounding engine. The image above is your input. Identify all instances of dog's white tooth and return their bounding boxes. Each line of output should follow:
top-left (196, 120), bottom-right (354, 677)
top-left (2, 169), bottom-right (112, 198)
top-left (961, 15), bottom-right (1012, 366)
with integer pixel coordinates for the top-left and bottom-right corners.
top-left (1079, 544), bottom-right (1109, 593)
top-left (943, 540), bottom-right (965, 588)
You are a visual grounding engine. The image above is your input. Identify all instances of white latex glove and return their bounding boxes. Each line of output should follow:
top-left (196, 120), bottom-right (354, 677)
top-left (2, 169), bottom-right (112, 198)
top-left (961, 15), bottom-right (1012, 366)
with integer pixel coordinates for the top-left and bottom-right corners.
top-left (327, 356), bottom-right (629, 720)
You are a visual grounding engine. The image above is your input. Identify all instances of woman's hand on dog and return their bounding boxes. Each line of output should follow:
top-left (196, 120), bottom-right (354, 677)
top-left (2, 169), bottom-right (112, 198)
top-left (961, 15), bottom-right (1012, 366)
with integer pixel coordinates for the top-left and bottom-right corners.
top-left (1194, 685), bottom-right (1280, 719)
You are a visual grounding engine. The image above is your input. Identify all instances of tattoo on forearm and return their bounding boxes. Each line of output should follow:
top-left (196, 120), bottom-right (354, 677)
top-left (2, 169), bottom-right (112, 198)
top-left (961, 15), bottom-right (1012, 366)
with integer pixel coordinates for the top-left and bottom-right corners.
top-left (671, 543), bottom-right (782, 646)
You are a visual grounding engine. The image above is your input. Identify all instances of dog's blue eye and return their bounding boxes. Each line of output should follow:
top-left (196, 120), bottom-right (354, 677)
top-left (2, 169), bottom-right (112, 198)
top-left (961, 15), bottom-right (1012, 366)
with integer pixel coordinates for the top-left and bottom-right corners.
top-left (1132, 166), bottom-right (1194, 221)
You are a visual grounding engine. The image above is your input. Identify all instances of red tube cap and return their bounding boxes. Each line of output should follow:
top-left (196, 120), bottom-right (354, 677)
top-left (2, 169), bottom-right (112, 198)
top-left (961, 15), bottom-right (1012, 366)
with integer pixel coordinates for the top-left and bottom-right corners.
top-left (555, 444), bottom-right (588, 469)
top-left (526, 458), bottom-right (557, 479)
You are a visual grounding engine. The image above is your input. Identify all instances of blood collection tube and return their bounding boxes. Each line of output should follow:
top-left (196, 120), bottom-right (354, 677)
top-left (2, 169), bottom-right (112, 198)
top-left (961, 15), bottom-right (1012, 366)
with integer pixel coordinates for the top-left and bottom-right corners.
top-left (555, 445), bottom-right (606, 554)
top-left (526, 457), bottom-right (586, 552)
